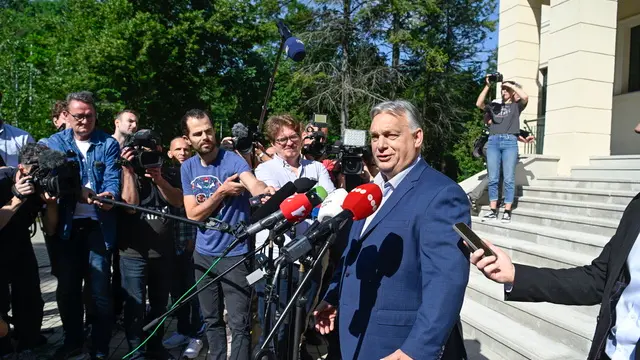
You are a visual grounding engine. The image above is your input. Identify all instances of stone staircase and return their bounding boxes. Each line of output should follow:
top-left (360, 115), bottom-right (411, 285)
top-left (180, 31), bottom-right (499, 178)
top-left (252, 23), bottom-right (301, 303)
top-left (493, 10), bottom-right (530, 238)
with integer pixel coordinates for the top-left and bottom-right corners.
top-left (461, 155), bottom-right (640, 360)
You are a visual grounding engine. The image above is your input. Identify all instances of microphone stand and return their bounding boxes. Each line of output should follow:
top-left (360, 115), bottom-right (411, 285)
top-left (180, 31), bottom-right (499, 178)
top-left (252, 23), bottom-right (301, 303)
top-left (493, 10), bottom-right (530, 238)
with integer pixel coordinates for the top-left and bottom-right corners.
top-left (257, 38), bottom-right (285, 132)
top-left (255, 236), bottom-right (333, 360)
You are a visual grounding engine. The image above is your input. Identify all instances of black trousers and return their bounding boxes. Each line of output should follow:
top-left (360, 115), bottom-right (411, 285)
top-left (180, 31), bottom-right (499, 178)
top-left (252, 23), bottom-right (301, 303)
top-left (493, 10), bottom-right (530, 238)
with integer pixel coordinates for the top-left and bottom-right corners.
top-left (194, 252), bottom-right (252, 360)
top-left (0, 233), bottom-right (44, 354)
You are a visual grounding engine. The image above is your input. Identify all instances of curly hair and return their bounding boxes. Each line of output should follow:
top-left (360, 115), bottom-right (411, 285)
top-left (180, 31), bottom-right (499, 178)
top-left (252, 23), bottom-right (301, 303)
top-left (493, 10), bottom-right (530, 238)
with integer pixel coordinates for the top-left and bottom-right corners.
top-left (264, 114), bottom-right (301, 143)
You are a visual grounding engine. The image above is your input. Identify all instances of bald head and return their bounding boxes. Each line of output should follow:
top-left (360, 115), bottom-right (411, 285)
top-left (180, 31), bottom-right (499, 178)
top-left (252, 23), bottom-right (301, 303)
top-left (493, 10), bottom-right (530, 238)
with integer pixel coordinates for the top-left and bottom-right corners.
top-left (168, 137), bottom-right (191, 164)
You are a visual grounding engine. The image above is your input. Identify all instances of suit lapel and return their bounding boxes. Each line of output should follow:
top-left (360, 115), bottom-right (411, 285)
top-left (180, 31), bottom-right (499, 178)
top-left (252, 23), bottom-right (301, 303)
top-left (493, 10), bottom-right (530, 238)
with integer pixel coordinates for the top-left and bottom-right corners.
top-left (611, 202), bottom-right (640, 283)
top-left (359, 160), bottom-right (428, 240)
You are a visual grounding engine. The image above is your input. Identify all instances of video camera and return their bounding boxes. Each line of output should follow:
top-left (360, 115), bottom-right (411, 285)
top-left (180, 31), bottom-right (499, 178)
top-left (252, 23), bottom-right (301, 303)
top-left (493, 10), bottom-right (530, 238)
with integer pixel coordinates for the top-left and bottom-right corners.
top-left (121, 129), bottom-right (164, 172)
top-left (487, 72), bottom-right (504, 83)
top-left (28, 149), bottom-right (81, 199)
top-left (222, 123), bottom-right (261, 155)
top-left (326, 129), bottom-right (368, 175)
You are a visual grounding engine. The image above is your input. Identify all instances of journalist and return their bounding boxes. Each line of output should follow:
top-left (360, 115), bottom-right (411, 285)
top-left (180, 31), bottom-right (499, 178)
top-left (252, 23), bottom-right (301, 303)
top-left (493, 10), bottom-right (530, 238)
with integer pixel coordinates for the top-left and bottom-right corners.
top-left (162, 137), bottom-right (204, 359)
top-left (180, 109), bottom-right (274, 360)
top-left (117, 130), bottom-right (182, 360)
top-left (475, 75), bottom-right (529, 223)
top-left (253, 114), bottom-right (335, 355)
top-left (112, 110), bottom-right (139, 148)
top-left (314, 100), bottom-right (470, 360)
top-left (0, 143), bottom-right (58, 359)
top-left (45, 91), bottom-right (121, 360)
top-left (469, 189), bottom-right (640, 360)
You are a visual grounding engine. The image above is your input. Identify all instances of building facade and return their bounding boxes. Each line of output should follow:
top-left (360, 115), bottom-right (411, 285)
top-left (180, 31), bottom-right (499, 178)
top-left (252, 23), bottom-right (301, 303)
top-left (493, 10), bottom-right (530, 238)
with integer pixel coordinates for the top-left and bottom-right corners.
top-left (499, 0), bottom-right (640, 175)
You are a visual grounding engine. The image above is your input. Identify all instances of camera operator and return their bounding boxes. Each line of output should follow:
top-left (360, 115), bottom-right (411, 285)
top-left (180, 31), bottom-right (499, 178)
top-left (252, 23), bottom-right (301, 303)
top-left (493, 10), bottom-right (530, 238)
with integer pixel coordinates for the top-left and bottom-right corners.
top-left (112, 110), bottom-right (139, 148)
top-left (116, 130), bottom-right (182, 359)
top-left (161, 136), bottom-right (204, 359)
top-left (0, 143), bottom-right (59, 359)
top-left (253, 114), bottom-right (335, 355)
top-left (476, 74), bottom-right (528, 223)
top-left (45, 91), bottom-right (121, 360)
top-left (180, 109), bottom-right (274, 360)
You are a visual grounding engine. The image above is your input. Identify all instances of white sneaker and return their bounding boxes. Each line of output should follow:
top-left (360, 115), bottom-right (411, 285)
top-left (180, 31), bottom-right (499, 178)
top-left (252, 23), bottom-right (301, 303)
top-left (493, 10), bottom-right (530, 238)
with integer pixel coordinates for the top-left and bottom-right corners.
top-left (162, 332), bottom-right (190, 349)
top-left (182, 338), bottom-right (203, 359)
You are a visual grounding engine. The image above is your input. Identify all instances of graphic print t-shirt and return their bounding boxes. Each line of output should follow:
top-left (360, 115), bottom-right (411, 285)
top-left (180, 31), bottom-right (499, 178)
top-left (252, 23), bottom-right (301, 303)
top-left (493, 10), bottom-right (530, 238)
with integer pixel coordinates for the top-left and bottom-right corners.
top-left (487, 101), bottom-right (526, 135)
top-left (181, 149), bottom-right (251, 257)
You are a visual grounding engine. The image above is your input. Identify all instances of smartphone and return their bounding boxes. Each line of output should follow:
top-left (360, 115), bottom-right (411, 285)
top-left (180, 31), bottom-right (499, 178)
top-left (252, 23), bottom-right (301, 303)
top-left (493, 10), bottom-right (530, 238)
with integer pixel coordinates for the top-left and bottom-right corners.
top-left (453, 222), bottom-right (495, 257)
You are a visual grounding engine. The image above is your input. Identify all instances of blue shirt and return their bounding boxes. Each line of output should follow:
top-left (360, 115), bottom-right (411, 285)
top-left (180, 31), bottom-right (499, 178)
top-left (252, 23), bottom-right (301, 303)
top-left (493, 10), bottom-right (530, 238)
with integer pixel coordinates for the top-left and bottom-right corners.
top-left (181, 148), bottom-right (252, 257)
top-left (606, 232), bottom-right (640, 359)
top-left (0, 122), bottom-right (34, 167)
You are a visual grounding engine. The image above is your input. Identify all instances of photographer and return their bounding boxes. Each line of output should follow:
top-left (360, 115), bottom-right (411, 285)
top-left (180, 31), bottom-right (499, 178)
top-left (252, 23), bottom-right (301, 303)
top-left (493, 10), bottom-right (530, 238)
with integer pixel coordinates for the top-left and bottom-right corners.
top-left (45, 91), bottom-right (121, 360)
top-left (0, 143), bottom-right (59, 359)
top-left (476, 75), bottom-right (528, 223)
top-left (112, 110), bottom-right (139, 148)
top-left (117, 130), bottom-right (182, 359)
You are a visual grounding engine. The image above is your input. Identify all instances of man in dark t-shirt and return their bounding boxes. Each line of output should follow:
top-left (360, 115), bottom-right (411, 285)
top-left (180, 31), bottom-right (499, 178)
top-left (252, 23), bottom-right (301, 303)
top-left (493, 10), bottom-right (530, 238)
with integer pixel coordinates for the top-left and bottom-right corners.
top-left (118, 135), bottom-right (183, 360)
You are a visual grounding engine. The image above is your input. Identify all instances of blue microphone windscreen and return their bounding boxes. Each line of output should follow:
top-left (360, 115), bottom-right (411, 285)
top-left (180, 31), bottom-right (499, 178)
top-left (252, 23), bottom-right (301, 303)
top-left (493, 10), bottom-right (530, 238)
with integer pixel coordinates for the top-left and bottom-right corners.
top-left (285, 37), bottom-right (306, 62)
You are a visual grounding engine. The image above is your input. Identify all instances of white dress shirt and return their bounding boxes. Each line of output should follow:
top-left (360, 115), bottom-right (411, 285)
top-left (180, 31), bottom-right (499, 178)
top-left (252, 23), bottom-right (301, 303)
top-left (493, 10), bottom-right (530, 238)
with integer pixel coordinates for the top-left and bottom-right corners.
top-left (361, 157), bottom-right (421, 235)
top-left (0, 122), bottom-right (34, 167)
top-left (254, 154), bottom-right (336, 258)
top-left (606, 232), bottom-right (640, 360)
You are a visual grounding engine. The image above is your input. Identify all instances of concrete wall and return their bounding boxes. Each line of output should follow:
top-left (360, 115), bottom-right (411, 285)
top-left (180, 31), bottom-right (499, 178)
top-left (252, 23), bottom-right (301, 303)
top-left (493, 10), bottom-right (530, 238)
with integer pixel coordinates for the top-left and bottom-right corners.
top-left (612, 93), bottom-right (640, 155)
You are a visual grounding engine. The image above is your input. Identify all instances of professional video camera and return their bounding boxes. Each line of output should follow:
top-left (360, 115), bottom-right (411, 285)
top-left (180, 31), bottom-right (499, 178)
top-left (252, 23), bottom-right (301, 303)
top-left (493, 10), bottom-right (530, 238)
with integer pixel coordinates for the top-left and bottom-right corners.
top-left (221, 123), bottom-right (263, 155)
top-left (487, 72), bottom-right (504, 83)
top-left (326, 129), bottom-right (368, 175)
top-left (28, 149), bottom-right (81, 199)
top-left (121, 129), bottom-right (164, 172)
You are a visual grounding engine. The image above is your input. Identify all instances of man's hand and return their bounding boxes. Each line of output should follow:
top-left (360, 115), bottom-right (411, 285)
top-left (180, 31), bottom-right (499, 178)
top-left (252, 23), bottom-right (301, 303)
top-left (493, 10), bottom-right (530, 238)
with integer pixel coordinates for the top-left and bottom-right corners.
top-left (260, 186), bottom-right (276, 204)
top-left (313, 301), bottom-right (337, 335)
top-left (217, 174), bottom-right (245, 197)
top-left (14, 175), bottom-right (35, 198)
top-left (381, 349), bottom-right (413, 360)
top-left (485, 74), bottom-right (492, 87)
top-left (81, 187), bottom-right (96, 204)
top-left (145, 167), bottom-right (165, 183)
top-left (40, 192), bottom-right (57, 205)
top-left (469, 239), bottom-right (516, 284)
top-left (93, 191), bottom-right (115, 211)
top-left (121, 147), bottom-right (136, 174)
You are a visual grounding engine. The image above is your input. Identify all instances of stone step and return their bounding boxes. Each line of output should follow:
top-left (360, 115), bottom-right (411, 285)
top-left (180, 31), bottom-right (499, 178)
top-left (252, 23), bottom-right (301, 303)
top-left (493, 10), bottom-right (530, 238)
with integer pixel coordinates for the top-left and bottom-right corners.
top-left (571, 166), bottom-right (640, 180)
top-left (479, 206), bottom-right (619, 237)
top-left (589, 155), bottom-right (640, 168)
top-left (461, 299), bottom-right (585, 360)
top-left (521, 186), bottom-right (636, 206)
top-left (466, 272), bottom-right (596, 354)
top-left (515, 196), bottom-right (625, 221)
top-left (472, 227), bottom-right (593, 269)
top-left (534, 177), bottom-right (640, 192)
top-left (464, 337), bottom-right (509, 360)
top-left (471, 218), bottom-right (608, 258)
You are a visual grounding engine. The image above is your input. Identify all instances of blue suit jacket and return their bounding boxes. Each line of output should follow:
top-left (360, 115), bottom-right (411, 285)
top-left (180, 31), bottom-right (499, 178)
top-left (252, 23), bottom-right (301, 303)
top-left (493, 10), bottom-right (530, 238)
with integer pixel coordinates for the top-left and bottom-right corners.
top-left (324, 159), bottom-right (471, 360)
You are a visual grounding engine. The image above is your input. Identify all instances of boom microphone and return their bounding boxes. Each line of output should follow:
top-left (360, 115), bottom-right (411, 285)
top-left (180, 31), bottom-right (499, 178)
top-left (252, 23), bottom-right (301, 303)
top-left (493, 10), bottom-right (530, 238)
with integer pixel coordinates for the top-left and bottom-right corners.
top-left (38, 149), bottom-right (67, 170)
top-left (276, 20), bottom-right (306, 62)
top-left (277, 183), bottom-right (383, 264)
top-left (294, 177), bottom-right (316, 193)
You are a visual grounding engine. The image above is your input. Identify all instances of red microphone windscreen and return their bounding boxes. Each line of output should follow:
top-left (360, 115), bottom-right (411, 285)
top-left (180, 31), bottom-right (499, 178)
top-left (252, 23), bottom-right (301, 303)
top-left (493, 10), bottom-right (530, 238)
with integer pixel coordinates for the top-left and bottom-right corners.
top-left (279, 193), bottom-right (314, 222)
top-left (342, 183), bottom-right (383, 220)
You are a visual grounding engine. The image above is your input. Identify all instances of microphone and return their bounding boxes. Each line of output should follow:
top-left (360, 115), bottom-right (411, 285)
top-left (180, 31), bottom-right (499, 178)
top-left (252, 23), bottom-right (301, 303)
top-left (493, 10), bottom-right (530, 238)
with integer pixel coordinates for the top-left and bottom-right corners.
top-left (277, 183), bottom-right (382, 264)
top-left (293, 177), bottom-right (316, 193)
top-left (250, 181), bottom-right (296, 223)
top-left (317, 189), bottom-right (348, 222)
top-left (238, 187), bottom-right (327, 239)
top-left (276, 20), bottom-right (306, 62)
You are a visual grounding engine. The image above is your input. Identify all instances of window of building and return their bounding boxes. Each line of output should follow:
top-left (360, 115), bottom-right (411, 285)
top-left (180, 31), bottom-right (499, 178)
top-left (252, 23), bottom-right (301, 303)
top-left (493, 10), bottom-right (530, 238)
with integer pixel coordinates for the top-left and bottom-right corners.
top-left (628, 25), bottom-right (640, 93)
top-left (538, 67), bottom-right (548, 117)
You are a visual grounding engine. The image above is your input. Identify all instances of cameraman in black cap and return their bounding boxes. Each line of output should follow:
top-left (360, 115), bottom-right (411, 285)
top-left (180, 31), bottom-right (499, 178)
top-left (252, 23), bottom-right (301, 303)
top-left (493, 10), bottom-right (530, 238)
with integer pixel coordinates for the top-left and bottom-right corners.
top-left (0, 143), bottom-right (60, 359)
top-left (118, 129), bottom-right (183, 360)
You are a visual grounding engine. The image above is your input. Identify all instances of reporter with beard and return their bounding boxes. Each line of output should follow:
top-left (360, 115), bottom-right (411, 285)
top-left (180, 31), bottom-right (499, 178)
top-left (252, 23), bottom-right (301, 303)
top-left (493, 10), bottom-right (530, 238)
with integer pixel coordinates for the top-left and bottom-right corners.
top-left (0, 143), bottom-right (58, 359)
top-left (117, 131), bottom-right (183, 360)
top-left (180, 109), bottom-right (275, 360)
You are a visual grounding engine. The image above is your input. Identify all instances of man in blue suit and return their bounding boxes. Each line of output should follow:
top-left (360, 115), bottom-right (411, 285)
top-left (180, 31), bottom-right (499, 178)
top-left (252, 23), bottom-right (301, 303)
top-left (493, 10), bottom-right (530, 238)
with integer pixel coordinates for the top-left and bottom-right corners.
top-left (314, 100), bottom-right (471, 360)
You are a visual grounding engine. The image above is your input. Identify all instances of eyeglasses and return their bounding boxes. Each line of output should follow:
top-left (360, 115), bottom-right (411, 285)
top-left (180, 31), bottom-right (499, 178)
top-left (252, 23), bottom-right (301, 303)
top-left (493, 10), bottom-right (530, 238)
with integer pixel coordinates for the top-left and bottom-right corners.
top-left (275, 134), bottom-right (301, 145)
top-left (67, 112), bottom-right (95, 121)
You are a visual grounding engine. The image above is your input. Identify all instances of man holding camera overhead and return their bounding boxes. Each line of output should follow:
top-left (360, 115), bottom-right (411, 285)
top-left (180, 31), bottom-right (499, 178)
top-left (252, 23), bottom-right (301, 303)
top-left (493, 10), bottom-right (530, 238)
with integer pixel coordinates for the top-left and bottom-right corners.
top-left (45, 91), bottom-right (121, 360)
top-left (0, 143), bottom-right (58, 359)
top-left (118, 130), bottom-right (183, 359)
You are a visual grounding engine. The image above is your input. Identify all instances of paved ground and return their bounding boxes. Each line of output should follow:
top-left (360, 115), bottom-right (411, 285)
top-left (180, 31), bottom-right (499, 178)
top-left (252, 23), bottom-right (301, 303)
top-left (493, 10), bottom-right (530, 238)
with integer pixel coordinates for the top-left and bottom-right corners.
top-left (12, 231), bottom-right (493, 360)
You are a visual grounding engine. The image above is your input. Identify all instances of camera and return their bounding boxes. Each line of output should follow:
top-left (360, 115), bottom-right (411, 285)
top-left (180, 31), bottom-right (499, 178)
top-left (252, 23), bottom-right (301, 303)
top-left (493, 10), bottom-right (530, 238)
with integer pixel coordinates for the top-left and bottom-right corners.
top-left (487, 72), bottom-right (503, 83)
top-left (29, 150), bottom-right (82, 199)
top-left (326, 129), bottom-right (368, 175)
top-left (301, 130), bottom-right (327, 158)
top-left (121, 129), bottom-right (164, 172)
top-left (221, 123), bottom-right (259, 155)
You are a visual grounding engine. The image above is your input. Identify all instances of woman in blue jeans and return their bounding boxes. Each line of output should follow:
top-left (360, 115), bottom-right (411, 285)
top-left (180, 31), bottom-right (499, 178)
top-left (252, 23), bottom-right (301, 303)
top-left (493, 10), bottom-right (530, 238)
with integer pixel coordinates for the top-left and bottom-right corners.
top-left (475, 75), bottom-right (529, 223)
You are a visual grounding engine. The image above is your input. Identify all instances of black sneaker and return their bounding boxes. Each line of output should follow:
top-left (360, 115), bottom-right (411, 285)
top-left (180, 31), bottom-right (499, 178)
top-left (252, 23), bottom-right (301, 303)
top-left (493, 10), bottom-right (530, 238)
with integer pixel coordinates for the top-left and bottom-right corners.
top-left (482, 210), bottom-right (498, 221)
top-left (501, 211), bottom-right (512, 223)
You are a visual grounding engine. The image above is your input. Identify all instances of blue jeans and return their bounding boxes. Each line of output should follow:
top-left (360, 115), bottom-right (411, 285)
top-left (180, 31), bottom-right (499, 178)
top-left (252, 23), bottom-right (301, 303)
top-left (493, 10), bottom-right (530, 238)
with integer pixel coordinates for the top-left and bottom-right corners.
top-left (120, 255), bottom-right (171, 359)
top-left (486, 134), bottom-right (518, 205)
top-left (56, 219), bottom-right (112, 357)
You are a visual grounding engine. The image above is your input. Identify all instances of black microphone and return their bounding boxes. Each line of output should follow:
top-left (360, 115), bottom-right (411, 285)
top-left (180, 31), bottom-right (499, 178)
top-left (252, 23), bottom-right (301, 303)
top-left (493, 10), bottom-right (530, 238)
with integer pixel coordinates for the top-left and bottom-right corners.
top-left (276, 20), bottom-right (306, 62)
top-left (293, 177), bottom-right (316, 193)
top-left (250, 181), bottom-right (296, 223)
